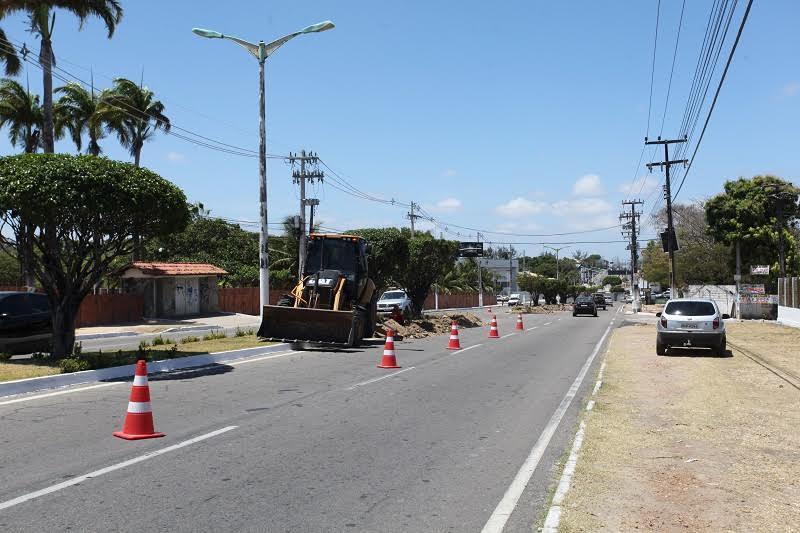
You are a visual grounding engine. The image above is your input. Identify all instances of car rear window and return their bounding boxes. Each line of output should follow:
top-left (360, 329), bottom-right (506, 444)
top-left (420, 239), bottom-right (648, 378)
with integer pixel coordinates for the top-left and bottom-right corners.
top-left (0, 294), bottom-right (32, 316)
top-left (576, 297), bottom-right (592, 303)
top-left (664, 301), bottom-right (716, 316)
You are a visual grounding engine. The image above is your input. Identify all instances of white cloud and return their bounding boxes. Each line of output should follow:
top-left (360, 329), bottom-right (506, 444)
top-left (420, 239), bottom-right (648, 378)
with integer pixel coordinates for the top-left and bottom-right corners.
top-left (572, 174), bottom-right (604, 196)
top-left (619, 175), bottom-right (659, 196)
top-left (495, 197), bottom-right (546, 217)
top-left (167, 151), bottom-right (185, 162)
top-left (434, 197), bottom-right (462, 212)
top-left (551, 198), bottom-right (614, 216)
top-left (782, 81), bottom-right (800, 97)
top-left (442, 168), bottom-right (457, 177)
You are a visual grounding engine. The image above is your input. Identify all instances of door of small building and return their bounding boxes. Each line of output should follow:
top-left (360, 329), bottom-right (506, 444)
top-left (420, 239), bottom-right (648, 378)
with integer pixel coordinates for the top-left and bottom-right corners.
top-left (175, 277), bottom-right (200, 315)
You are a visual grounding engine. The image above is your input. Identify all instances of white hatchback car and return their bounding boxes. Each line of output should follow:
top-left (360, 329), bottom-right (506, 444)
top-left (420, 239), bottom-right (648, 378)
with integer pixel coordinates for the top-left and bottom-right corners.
top-left (656, 298), bottom-right (729, 356)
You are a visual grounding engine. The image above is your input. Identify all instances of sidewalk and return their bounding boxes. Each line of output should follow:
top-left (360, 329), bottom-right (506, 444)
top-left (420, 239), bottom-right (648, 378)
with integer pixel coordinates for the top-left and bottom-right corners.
top-left (76, 312), bottom-right (261, 339)
top-left (557, 320), bottom-right (800, 532)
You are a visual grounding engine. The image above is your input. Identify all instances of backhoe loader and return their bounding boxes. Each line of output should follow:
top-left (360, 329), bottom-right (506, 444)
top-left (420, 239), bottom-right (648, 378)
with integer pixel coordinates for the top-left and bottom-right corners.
top-left (257, 233), bottom-right (377, 347)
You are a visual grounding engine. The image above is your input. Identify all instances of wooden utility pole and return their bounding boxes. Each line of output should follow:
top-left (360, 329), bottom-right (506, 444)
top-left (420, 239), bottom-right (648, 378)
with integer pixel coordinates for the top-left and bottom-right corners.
top-left (646, 136), bottom-right (687, 296)
top-left (289, 150), bottom-right (324, 279)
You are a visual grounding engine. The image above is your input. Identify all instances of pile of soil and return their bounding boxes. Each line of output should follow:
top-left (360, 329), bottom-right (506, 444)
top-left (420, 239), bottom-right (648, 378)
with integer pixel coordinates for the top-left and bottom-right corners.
top-left (509, 304), bottom-right (571, 314)
top-left (375, 312), bottom-right (483, 340)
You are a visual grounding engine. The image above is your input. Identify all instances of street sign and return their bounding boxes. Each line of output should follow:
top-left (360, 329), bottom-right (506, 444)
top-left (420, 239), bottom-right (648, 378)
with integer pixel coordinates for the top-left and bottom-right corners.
top-left (750, 265), bottom-right (770, 275)
top-left (458, 242), bottom-right (483, 257)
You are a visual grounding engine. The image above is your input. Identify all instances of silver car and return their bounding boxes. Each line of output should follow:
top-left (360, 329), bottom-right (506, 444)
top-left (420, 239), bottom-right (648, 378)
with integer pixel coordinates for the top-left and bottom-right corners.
top-left (377, 289), bottom-right (413, 316)
top-left (656, 298), bottom-right (729, 356)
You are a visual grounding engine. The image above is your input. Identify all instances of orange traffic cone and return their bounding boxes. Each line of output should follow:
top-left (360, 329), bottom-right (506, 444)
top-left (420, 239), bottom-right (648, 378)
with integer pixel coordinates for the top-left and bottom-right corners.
top-left (378, 328), bottom-right (401, 368)
top-left (114, 360), bottom-right (165, 440)
top-left (447, 321), bottom-right (462, 350)
top-left (487, 306), bottom-right (492, 314)
top-left (488, 315), bottom-right (500, 338)
top-left (516, 313), bottom-right (524, 330)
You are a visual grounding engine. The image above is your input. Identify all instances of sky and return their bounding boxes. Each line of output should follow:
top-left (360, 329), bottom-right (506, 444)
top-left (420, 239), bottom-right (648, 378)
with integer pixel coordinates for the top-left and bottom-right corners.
top-left (0, 1), bottom-right (798, 263)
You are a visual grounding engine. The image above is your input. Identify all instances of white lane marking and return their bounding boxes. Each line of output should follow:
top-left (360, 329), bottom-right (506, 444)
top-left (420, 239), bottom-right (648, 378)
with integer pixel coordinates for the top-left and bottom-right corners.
top-left (543, 322), bottom-right (553, 326)
top-left (592, 380), bottom-right (602, 396)
top-left (227, 350), bottom-right (302, 366)
top-left (0, 382), bottom-right (121, 407)
top-left (481, 321), bottom-right (614, 533)
top-left (454, 344), bottom-right (482, 354)
top-left (557, 318), bottom-right (562, 321)
top-left (542, 421), bottom-right (587, 532)
top-left (598, 360), bottom-right (607, 380)
top-left (586, 400), bottom-right (595, 411)
top-left (526, 326), bottom-right (539, 332)
top-left (0, 426), bottom-right (237, 511)
top-left (346, 367), bottom-right (416, 390)
top-left (499, 333), bottom-right (515, 339)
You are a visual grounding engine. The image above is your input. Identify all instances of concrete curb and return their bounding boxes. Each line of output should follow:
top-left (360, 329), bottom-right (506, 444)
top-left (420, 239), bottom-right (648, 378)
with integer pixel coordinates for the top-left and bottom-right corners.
top-left (75, 331), bottom-right (140, 340)
top-left (0, 342), bottom-right (291, 399)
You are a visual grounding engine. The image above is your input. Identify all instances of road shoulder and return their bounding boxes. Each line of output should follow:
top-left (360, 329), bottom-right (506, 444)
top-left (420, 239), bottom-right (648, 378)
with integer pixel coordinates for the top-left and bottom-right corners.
top-left (557, 320), bottom-right (800, 532)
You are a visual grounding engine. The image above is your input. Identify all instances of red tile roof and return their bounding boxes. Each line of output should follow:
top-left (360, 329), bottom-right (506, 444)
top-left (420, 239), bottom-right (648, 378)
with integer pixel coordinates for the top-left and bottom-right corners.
top-left (128, 262), bottom-right (228, 277)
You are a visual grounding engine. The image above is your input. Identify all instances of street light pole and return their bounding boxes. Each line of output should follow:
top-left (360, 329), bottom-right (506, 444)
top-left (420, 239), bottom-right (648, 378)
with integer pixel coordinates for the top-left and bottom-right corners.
top-left (544, 245), bottom-right (570, 280)
top-left (192, 21), bottom-right (334, 317)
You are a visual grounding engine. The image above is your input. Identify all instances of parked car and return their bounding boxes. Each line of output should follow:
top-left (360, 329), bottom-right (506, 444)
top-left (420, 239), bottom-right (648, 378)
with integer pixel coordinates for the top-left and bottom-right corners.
top-left (377, 289), bottom-right (413, 316)
top-left (496, 293), bottom-right (509, 305)
top-left (656, 298), bottom-right (729, 356)
top-left (592, 293), bottom-right (607, 310)
top-left (507, 291), bottom-right (532, 307)
top-left (572, 296), bottom-right (597, 317)
top-left (0, 292), bottom-right (52, 355)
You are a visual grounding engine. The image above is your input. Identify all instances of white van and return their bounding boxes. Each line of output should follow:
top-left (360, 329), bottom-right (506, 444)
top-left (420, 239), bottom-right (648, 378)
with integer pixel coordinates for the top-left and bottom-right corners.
top-left (507, 291), bottom-right (532, 306)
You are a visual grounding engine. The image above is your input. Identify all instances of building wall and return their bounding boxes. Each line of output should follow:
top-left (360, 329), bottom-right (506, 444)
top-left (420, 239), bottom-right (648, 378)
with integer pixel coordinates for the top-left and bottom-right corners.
top-left (199, 276), bottom-right (218, 314)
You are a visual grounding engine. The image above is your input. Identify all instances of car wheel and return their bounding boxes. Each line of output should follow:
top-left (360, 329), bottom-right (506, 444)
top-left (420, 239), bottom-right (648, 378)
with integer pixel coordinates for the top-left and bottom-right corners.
top-left (717, 336), bottom-right (726, 356)
top-left (656, 341), bottom-right (666, 355)
top-left (572, 312), bottom-right (577, 317)
top-left (593, 312), bottom-right (598, 317)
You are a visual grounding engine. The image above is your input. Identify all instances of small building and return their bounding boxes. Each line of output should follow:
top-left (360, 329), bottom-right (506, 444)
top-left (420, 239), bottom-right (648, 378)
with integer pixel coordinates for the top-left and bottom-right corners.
top-left (478, 258), bottom-right (519, 293)
top-left (121, 262), bottom-right (228, 318)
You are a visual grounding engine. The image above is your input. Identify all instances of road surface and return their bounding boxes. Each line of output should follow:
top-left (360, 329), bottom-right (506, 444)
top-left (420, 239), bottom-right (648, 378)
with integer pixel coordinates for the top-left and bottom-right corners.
top-left (0, 307), bottom-right (619, 532)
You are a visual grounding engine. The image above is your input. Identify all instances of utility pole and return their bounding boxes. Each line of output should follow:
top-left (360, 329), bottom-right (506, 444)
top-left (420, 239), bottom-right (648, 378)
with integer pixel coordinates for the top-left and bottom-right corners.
top-left (289, 150), bottom-right (324, 279)
top-left (477, 231), bottom-right (484, 308)
top-left (646, 136), bottom-right (687, 296)
top-left (621, 199), bottom-right (644, 312)
top-left (407, 201), bottom-right (421, 237)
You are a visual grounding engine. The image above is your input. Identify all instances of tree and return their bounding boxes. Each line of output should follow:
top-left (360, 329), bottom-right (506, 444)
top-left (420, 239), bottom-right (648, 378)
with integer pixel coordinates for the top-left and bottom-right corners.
top-left (0, 78), bottom-right (42, 153)
top-left (0, 1), bottom-right (123, 153)
top-left (641, 240), bottom-right (669, 287)
top-left (144, 215), bottom-right (260, 288)
top-left (602, 275), bottom-right (622, 287)
top-left (395, 235), bottom-right (459, 316)
top-left (435, 258), bottom-right (496, 295)
top-left (706, 176), bottom-right (800, 280)
top-left (54, 82), bottom-right (105, 155)
top-left (0, 249), bottom-right (20, 285)
top-left (347, 227), bottom-right (409, 291)
top-left (0, 154), bottom-right (189, 358)
top-left (0, 27), bottom-right (21, 75)
top-left (97, 77), bottom-right (169, 167)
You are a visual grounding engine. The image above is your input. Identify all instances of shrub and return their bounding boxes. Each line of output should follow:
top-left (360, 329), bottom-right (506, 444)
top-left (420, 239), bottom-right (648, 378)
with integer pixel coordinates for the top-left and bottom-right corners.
top-left (59, 358), bottom-right (91, 373)
top-left (180, 335), bottom-right (200, 344)
top-left (202, 331), bottom-right (227, 341)
top-left (0, 352), bottom-right (12, 361)
top-left (234, 328), bottom-right (253, 337)
top-left (151, 335), bottom-right (166, 346)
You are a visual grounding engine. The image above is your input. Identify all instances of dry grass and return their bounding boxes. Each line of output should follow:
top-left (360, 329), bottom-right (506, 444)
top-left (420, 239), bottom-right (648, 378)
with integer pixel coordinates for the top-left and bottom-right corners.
top-left (559, 321), bottom-right (800, 532)
top-left (0, 361), bottom-right (61, 382)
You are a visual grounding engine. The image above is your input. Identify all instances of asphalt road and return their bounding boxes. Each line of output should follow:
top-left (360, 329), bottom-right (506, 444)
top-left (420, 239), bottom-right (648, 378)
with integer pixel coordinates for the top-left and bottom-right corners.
top-left (0, 306), bottom-right (620, 532)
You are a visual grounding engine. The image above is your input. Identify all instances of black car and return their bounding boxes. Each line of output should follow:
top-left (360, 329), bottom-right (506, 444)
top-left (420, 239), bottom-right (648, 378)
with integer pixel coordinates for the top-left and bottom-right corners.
top-left (592, 293), bottom-right (607, 310)
top-left (0, 292), bottom-right (52, 355)
top-left (573, 296), bottom-right (598, 317)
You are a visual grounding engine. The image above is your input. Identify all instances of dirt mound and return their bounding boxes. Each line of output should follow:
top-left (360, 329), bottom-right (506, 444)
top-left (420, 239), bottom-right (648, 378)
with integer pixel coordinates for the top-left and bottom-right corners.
top-left (376, 312), bottom-right (483, 340)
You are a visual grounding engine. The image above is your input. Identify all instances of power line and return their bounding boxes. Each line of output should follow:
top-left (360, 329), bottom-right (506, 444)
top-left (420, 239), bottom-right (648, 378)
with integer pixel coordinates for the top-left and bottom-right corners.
top-left (658, 0), bottom-right (687, 136)
top-left (673, 0), bottom-right (753, 200)
top-left (646, 0), bottom-right (662, 137)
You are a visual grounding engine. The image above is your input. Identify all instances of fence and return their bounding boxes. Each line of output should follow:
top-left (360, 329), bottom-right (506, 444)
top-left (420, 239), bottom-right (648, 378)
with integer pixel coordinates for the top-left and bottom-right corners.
top-left (217, 287), bottom-right (283, 315)
top-left (422, 292), bottom-right (497, 310)
top-left (75, 293), bottom-right (144, 327)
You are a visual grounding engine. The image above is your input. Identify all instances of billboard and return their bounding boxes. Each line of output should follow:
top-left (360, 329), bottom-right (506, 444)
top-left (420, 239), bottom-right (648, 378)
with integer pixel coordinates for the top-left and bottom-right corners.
top-left (750, 265), bottom-right (770, 275)
top-left (458, 242), bottom-right (483, 257)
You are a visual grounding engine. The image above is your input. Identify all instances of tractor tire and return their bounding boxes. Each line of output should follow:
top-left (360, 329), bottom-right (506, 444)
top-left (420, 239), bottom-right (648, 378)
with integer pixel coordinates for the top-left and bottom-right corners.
top-left (363, 296), bottom-right (378, 338)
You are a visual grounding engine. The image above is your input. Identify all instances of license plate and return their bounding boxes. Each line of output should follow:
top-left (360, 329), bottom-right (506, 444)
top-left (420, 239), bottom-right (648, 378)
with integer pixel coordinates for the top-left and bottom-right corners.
top-left (681, 322), bottom-right (698, 329)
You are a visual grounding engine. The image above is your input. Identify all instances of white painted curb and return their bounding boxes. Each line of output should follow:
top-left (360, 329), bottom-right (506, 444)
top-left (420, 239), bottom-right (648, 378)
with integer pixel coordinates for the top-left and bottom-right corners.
top-left (0, 342), bottom-right (290, 399)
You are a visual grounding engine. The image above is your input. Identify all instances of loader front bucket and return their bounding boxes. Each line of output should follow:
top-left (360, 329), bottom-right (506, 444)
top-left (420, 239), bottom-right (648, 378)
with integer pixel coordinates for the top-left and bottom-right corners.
top-left (257, 305), bottom-right (362, 347)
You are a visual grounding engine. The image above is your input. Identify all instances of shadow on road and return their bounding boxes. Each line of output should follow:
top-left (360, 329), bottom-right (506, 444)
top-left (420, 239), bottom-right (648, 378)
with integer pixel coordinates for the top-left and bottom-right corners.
top-left (663, 348), bottom-right (733, 358)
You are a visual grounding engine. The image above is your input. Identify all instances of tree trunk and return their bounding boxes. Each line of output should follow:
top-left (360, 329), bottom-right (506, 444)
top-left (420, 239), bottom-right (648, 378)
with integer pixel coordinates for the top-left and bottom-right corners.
top-left (40, 36), bottom-right (55, 154)
top-left (51, 298), bottom-right (80, 359)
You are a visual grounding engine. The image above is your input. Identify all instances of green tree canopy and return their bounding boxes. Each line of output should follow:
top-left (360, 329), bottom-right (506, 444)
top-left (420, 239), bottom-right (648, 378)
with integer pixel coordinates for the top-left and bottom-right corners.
top-left (641, 240), bottom-right (669, 287)
top-left (395, 234), bottom-right (459, 315)
top-left (347, 227), bottom-right (409, 292)
top-left (0, 154), bottom-right (189, 358)
top-left (602, 275), bottom-right (622, 287)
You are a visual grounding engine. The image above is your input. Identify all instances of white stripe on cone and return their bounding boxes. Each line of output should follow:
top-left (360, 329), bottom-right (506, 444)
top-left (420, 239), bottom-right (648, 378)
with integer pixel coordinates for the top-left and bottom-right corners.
top-left (126, 401), bottom-right (152, 414)
top-left (133, 375), bottom-right (148, 386)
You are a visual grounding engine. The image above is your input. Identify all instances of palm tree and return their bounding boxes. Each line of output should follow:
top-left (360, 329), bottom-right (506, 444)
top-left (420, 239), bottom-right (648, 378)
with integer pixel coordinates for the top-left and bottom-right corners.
top-left (54, 81), bottom-right (104, 155)
top-left (0, 78), bottom-right (42, 153)
top-left (0, 1), bottom-right (123, 153)
top-left (97, 77), bottom-right (169, 167)
top-left (0, 27), bottom-right (21, 75)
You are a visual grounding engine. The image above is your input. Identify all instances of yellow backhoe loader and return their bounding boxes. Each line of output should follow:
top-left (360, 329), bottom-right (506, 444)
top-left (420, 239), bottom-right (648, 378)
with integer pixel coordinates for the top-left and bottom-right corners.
top-left (257, 233), bottom-right (377, 347)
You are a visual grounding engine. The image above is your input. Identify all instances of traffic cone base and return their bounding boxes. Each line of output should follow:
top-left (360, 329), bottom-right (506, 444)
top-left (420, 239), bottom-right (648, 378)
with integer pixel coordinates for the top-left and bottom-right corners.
top-left (378, 329), bottom-right (401, 368)
top-left (515, 313), bottom-right (524, 330)
top-left (488, 315), bottom-right (500, 338)
top-left (447, 321), bottom-right (462, 350)
top-left (114, 360), bottom-right (165, 440)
